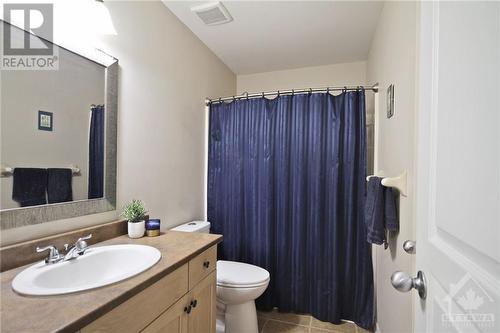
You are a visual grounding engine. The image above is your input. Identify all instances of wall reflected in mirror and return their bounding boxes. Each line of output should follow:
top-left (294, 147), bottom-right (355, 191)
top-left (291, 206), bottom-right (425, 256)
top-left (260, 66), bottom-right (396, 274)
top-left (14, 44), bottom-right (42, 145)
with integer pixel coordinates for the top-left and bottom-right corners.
top-left (1, 22), bottom-right (106, 210)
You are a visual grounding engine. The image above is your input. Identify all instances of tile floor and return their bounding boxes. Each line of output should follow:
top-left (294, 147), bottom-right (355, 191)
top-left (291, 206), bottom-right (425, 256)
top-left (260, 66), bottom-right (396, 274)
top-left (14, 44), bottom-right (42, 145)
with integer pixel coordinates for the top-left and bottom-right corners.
top-left (257, 309), bottom-right (372, 333)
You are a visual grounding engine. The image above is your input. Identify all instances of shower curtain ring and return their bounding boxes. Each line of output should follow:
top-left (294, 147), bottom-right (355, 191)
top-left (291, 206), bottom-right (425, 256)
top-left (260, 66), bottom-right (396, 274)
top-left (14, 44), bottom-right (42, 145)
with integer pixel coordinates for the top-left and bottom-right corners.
top-left (326, 87), bottom-right (330, 94)
top-left (292, 89), bottom-right (294, 96)
top-left (262, 92), bottom-right (265, 98)
top-left (277, 90), bottom-right (280, 97)
top-left (219, 97), bottom-right (222, 103)
top-left (309, 88), bottom-right (313, 94)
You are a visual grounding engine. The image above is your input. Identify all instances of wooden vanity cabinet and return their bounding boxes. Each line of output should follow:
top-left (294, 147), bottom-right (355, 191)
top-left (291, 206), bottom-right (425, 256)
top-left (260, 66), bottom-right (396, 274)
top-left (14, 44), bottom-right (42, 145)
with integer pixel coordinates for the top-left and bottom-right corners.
top-left (82, 246), bottom-right (217, 333)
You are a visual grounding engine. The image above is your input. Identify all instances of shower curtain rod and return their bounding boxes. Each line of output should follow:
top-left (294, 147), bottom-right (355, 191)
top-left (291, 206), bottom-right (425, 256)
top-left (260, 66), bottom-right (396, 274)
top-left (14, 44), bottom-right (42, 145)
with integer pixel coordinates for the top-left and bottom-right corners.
top-left (205, 83), bottom-right (378, 105)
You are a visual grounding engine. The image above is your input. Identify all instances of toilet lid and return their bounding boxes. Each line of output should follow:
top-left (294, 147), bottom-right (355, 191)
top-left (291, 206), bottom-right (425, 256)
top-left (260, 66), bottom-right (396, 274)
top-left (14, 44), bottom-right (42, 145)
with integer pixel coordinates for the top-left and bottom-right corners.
top-left (217, 260), bottom-right (270, 288)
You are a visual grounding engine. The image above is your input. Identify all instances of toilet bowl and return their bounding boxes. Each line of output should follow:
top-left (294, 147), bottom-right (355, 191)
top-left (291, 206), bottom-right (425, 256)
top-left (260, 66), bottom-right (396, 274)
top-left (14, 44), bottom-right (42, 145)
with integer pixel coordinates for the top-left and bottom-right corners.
top-left (171, 221), bottom-right (270, 333)
top-left (216, 260), bottom-right (270, 333)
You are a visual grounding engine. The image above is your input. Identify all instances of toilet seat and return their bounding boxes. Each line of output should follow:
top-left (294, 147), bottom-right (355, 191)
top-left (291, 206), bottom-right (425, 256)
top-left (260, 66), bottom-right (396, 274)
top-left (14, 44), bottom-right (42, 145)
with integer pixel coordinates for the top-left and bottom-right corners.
top-left (217, 260), bottom-right (270, 288)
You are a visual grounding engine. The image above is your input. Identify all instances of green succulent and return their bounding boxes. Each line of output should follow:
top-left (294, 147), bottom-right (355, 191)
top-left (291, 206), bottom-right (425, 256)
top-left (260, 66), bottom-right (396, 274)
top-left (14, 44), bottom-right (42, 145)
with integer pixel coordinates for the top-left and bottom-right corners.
top-left (121, 199), bottom-right (147, 223)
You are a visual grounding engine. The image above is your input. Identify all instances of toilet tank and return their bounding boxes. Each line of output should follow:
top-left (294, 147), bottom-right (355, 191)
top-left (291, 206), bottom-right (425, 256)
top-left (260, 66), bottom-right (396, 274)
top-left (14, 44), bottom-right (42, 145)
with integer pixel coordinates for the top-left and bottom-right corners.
top-left (171, 221), bottom-right (211, 233)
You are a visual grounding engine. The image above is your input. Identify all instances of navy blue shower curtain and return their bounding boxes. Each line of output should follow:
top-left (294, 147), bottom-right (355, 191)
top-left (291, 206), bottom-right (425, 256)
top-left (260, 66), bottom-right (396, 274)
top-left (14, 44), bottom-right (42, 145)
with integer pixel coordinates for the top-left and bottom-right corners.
top-left (207, 91), bottom-right (374, 329)
top-left (88, 105), bottom-right (104, 199)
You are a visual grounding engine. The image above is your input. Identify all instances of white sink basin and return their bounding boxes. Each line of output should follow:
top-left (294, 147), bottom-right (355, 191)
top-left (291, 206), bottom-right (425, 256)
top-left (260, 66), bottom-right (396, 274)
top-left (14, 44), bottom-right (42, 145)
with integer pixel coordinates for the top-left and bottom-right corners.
top-left (12, 244), bottom-right (161, 296)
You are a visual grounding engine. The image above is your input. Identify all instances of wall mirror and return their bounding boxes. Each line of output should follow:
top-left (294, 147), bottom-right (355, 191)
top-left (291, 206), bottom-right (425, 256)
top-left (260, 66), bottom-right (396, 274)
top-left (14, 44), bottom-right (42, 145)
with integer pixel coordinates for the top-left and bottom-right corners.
top-left (0, 21), bottom-right (118, 230)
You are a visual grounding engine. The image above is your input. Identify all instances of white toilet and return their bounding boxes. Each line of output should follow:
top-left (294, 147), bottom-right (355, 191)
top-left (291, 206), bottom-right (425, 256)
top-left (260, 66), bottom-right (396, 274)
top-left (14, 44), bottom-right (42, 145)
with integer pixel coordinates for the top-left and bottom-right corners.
top-left (172, 221), bottom-right (270, 333)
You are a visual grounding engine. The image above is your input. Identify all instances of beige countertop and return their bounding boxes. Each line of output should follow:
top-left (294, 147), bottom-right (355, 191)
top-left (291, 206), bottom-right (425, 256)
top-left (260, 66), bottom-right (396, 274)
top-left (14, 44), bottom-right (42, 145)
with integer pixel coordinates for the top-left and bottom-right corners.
top-left (0, 231), bottom-right (222, 333)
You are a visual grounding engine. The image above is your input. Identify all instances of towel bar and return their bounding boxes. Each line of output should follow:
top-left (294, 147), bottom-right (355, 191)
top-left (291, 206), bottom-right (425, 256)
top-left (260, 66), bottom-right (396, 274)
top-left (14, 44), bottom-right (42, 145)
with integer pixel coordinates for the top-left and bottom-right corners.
top-left (0, 165), bottom-right (80, 177)
top-left (366, 170), bottom-right (407, 197)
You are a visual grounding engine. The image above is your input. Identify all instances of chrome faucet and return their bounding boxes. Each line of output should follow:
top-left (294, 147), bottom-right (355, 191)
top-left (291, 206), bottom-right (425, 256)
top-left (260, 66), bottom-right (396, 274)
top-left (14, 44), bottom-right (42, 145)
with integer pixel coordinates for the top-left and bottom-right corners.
top-left (36, 234), bottom-right (92, 264)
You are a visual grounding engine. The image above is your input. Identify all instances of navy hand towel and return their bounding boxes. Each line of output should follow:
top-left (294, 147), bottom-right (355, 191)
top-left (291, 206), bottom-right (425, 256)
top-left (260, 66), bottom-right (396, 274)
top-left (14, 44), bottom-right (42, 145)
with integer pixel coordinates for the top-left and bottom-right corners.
top-left (365, 176), bottom-right (386, 245)
top-left (365, 177), bottom-right (399, 245)
top-left (12, 168), bottom-right (47, 207)
top-left (47, 168), bottom-right (73, 204)
top-left (384, 187), bottom-right (399, 232)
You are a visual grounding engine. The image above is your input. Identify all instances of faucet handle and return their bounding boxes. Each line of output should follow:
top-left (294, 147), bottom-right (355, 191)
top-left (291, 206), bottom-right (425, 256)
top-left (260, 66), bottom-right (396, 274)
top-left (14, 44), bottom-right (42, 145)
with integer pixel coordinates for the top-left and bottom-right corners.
top-left (75, 234), bottom-right (92, 253)
top-left (77, 234), bottom-right (92, 243)
top-left (36, 245), bottom-right (61, 264)
top-left (36, 245), bottom-right (59, 255)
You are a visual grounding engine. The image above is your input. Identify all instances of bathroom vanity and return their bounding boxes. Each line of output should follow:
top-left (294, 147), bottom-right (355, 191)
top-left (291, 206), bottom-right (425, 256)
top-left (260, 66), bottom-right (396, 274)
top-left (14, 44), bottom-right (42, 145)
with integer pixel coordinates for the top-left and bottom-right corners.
top-left (0, 230), bottom-right (222, 333)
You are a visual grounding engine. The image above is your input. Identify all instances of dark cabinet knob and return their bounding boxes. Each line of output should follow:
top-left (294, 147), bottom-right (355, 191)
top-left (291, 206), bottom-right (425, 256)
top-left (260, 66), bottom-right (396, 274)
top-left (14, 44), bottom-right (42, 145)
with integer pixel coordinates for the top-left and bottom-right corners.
top-left (203, 261), bottom-right (210, 268)
top-left (191, 299), bottom-right (198, 308)
top-left (184, 305), bottom-right (192, 314)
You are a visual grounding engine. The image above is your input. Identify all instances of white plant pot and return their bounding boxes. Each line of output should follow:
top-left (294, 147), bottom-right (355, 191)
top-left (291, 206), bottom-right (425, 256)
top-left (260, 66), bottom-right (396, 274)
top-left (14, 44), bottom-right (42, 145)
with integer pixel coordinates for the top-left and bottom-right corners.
top-left (128, 221), bottom-right (145, 239)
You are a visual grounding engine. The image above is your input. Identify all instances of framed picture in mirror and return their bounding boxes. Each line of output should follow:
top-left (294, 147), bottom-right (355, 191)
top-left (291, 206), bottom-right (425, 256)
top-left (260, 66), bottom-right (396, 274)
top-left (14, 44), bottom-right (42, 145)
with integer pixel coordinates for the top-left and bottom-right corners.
top-left (38, 111), bottom-right (53, 131)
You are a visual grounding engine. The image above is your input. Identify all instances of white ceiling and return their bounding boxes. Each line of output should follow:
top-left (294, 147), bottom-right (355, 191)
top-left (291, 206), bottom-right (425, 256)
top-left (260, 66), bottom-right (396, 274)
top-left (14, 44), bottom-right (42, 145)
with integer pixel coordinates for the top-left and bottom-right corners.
top-left (163, 1), bottom-right (383, 75)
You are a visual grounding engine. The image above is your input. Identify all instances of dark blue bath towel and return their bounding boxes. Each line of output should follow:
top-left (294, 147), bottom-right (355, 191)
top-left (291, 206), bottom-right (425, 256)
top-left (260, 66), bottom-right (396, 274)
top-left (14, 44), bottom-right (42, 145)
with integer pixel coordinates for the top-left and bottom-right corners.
top-left (12, 168), bottom-right (47, 207)
top-left (365, 177), bottom-right (399, 245)
top-left (47, 168), bottom-right (73, 204)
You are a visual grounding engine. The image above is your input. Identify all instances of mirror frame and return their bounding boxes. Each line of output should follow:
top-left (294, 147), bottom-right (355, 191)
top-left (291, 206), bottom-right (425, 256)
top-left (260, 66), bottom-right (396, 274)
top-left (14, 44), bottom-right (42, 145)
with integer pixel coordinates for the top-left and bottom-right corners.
top-left (0, 28), bottom-right (118, 230)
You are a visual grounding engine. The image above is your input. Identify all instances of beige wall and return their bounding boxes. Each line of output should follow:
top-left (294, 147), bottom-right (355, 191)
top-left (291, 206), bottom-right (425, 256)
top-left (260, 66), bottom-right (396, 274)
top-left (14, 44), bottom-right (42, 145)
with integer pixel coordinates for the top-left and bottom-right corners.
top-left (366, 2), bottom-right (418, 333)
top-left (237, 61), bottom-right (367, 94)
top-left (1, 1), bottom-right (236, 246)
top-left (1, 37), bottom-right (105, 209)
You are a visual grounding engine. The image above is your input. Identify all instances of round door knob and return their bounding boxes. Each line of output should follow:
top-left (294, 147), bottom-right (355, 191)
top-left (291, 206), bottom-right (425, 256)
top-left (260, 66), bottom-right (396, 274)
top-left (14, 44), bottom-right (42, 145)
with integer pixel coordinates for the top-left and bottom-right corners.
top-left (391, 270), bottom-right (427, 300)
top-left (391, 271), bottom-right (413, 292)
top-left (403, 240), bottom-right (416, 254)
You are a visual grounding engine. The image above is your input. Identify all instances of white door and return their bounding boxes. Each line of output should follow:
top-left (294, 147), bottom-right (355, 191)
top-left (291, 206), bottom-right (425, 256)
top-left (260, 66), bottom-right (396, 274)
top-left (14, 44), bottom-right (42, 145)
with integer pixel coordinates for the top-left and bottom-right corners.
top-left (414, 2), bottom-right (500, 333)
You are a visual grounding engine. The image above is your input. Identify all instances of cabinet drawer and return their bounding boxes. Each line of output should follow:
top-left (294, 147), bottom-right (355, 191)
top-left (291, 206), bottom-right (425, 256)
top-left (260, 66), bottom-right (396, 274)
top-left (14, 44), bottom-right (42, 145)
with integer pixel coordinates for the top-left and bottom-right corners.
top-left (82, 264), bottom-right (188, 333)
top-left (188, 246), bottom-right (216, 289)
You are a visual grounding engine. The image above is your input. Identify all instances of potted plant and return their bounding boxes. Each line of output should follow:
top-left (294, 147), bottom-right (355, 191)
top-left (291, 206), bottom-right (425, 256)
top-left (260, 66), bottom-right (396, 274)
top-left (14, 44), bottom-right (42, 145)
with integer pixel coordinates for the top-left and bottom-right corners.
top-left (121, 199), bottom-right (147, 238)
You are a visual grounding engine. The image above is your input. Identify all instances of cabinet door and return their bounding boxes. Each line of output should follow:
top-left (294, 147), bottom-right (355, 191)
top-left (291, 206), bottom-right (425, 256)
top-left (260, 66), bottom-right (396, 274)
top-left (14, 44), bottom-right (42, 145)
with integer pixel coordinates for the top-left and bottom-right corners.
top-left (188, 271), bottom-right (216, 333)
top-left (142, 294), bottom-right (189, 333)
top-left (82, 264), bottom-right (188, 333)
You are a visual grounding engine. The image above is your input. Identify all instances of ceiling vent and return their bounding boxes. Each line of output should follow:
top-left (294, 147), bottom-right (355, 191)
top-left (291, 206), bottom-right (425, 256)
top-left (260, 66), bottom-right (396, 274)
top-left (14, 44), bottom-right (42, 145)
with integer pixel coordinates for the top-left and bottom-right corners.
top-left (191, 2), bottom-right (233, 26)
